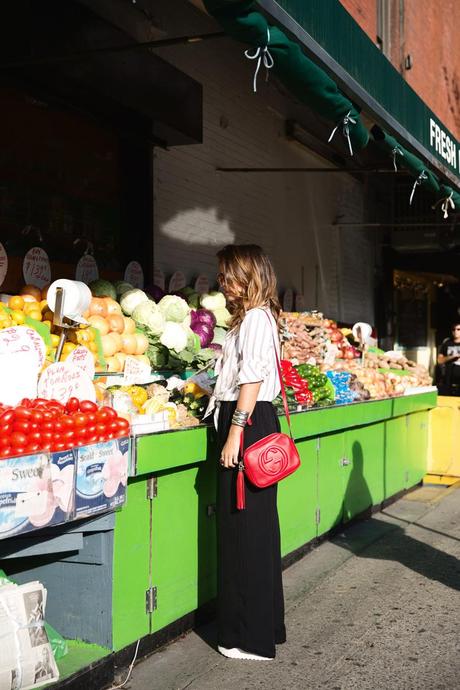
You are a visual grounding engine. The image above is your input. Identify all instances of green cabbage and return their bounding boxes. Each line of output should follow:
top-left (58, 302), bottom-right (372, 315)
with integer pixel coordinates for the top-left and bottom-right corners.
top-left (132, 300), bottom-right (165, 336)
top-left (200, 291), bottom-right (226, 310)
top-left (120, 289), bottom-right (149, 315)
top-left (158, 295), bottom-right (190, 323)
top-left (160, 322), bottom-right (190, 352)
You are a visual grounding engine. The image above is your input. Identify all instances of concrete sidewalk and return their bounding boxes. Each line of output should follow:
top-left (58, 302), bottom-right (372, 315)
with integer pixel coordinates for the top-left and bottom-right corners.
top-left (122, 484), bottom-right (460, 690)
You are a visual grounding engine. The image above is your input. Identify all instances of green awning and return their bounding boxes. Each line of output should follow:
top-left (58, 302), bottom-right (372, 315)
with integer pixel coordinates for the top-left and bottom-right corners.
top-left (371, 126), bottom-right (441, 202)
top-left (203, 0), bottom-right (369, 152)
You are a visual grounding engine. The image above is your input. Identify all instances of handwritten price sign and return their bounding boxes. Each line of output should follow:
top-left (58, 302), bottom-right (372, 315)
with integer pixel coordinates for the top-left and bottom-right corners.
top-left (38, 362), bottom-right (96, 404)
top-left (124, 261), bottom-right (144, 289)
top-left (0, 242), bottom-right (7, 288)
top-left (23, 247), bottom-right (51, 289)
top-left (67, 346), bottom-right (95, 379)
top-left (153, 266), bottom-right (165, 291)
top-left (194, 275), bottom-right (209, 295)
top-left (0, 326), bottom-right (46, 369)
top-left (122, 355), bottom-right (151, 385)
top-left (76, 255), bottom-right (99, 284)
top-left (168, 271), bottom-right (186, 293)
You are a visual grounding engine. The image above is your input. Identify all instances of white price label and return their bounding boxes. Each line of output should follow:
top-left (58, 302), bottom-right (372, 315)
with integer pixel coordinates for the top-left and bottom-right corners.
top-left (23, 247), bottom-right (51, 289)
top-left (124, 261), bottom-right (144, 289)
top-left (122, 355), bottom-right (151, 385)
top-left (75, 255), bottom-right (99, 284)
top-left (168, 271), bottom-right (186, 293)
top-left (153, 266), bottom-right (165, 291)
top-left (67, 346), bottom-right (95, 379)
top-left (0, 243), bottom-right (7, 288)
top-left (38, 362), bottom-right (96, 404)
top-left (0, 326), bottom-right (46, 369)
top-left (194, 275), bottom-right (210, 294)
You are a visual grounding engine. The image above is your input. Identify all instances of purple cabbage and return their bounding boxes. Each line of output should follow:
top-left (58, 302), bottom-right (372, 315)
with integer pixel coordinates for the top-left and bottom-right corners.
top-left (190, 309), bottom-right (216, 347)
top-left (145, 284), bottom-right (166, 302)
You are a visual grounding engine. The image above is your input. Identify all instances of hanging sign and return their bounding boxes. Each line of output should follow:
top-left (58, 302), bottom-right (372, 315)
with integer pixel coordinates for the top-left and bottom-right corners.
top-left (0, 326), bottom-right (46, 369)
top-left (38, 362), bottom-right (96, 404)
top-left (122, 355), bottom-right (151, 385)
top-left (23, 247), bottom-right (51, 289)
top-left (169, 271), bottom-right (186, 293)
top-left (282, 289), bottom-right (294, 312)
top-left (295, 294), bottom-right (305, 312)
top-left (0, 243), bottom-right (7, 288)
top-left (153, 266), bottom-right (165, 290)
top-left (194, 275), bottom-right (210, 294)
top-left (124, 261), bottom-right (144, 289)
top-left (75, 255), bottom-right (99, 284)
top-left (67, 346), bottom-right (95, 379)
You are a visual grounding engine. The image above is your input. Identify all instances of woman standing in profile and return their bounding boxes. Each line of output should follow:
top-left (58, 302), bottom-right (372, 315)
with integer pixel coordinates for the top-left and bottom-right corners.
top-left (206, 244), bottom-right (286, 661)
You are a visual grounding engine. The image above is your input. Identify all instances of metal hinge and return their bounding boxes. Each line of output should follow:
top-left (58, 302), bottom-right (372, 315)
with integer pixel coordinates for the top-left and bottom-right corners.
top-left (146, 477), bottom-right (157, 500)
top-left (404, 470), bottom-right (409, 483)
top-left (340, 457), bottom-right (351, 467)
top-left (315, 508), bottom-right (321, 524)
top-left (145, 586), bottom-right (157, 614)
top-left (316, 437), bottom-right (320, 451)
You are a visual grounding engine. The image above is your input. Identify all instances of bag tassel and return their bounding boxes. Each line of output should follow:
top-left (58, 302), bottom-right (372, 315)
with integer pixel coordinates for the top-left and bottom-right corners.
top-left (236, 466), bottom-right (246, 510)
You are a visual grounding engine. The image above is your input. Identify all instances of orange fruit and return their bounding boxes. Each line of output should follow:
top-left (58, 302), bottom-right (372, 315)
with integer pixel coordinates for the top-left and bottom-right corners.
top-left (8, 295), bottom-right (24, 310)
top-left (11, 310), bottom-right (26, 325)
top-left (28, 310), bottom-right (42, 322)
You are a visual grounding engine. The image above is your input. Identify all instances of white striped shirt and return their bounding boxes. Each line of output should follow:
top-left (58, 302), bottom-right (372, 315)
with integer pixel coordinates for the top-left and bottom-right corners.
top-left (204, 307), bottom-right (281, 424)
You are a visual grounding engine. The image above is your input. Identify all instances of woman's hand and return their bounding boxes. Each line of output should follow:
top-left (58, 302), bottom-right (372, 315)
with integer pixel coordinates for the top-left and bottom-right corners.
top-left (220, 425), bottom-right (243, 469)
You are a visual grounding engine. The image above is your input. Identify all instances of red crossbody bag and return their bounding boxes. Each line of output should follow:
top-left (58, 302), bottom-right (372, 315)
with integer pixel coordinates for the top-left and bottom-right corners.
top-left (237, 310), bottom-right (300, 510)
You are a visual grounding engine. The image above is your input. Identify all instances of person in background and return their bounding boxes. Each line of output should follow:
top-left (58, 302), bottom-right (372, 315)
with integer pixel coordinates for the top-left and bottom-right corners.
top-left (437, 322), bottom-right (460, 396)
top-left (205, 244), bottom-right (286, 661)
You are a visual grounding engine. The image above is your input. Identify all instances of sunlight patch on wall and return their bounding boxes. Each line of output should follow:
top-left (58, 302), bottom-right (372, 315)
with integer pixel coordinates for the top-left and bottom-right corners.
top-left (159, 207), bottom-right (235, 245)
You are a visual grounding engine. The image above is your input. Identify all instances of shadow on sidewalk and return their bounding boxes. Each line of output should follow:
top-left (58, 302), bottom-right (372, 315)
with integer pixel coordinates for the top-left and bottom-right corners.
top-left (334, 441), bottom-right (460, 592)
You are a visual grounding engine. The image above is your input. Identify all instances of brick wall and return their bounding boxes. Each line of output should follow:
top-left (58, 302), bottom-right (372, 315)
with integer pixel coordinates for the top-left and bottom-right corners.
top-left (151, 12), bottom-right (376, 323)
top-left (339, 0), bottom-right (460, 139)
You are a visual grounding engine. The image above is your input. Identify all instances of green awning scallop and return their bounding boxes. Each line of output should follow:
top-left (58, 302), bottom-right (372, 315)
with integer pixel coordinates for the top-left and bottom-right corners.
top-left (204, 0), bottom-right (369, 152)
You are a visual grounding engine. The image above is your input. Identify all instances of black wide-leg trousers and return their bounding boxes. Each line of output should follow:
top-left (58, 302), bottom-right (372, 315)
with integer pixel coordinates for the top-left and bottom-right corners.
top-left (217, 401), bottom-right (286, 658)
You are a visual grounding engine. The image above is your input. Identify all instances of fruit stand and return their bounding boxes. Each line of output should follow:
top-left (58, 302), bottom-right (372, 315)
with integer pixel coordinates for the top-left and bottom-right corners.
top-left (0, 278), bottom-right (437, 688)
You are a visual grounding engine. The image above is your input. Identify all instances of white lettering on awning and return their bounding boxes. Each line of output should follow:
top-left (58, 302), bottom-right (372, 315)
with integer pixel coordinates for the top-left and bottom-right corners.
top-left (429, 117), bottom-right (458, 170)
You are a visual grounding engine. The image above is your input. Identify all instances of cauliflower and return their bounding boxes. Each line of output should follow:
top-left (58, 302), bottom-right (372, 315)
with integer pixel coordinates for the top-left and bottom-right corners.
top-left (200, 291), bottom-right (226, 310)
top-left (160, 322), bottom-right (189, 353)
top-left (132, 300), bottom-right (165, 335)
top-left (120, 289), bottom-right (149, 316)
top-left (158, 295), bottom-right (191, 323)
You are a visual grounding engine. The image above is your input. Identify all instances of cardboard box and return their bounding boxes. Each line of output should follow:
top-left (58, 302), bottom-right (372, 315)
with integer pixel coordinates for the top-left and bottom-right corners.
top-left (75, 437), bottom-right (129, 518)
top-left (49, 449), bottom-right (76, 524)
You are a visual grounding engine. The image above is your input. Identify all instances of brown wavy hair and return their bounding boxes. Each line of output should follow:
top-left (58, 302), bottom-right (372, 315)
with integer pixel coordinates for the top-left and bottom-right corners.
top-left (216, 244), bottom-right (281, 330)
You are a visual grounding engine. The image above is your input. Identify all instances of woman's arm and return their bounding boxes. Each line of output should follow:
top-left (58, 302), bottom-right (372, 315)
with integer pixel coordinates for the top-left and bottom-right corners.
top-left (438, 352), bottom-right (459, 364)
top-left (220, 382), bottom-right (262, 468)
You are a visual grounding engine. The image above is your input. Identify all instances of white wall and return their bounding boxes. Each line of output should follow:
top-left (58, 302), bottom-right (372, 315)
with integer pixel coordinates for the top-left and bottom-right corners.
top-left (152, 24), bottom-right (376, 323)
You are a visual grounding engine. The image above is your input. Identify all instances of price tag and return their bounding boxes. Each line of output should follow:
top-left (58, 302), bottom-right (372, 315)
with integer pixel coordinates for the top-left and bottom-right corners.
top-left (282, 289), bottom-right (293, 312)
top-left (153, 266), bottom-right (165, 291)
top-left (194, 275), bottom-right (209, 294)
top-left (168, 271), bottom-right (186, 293)
top-left (0, 326), bottom-right (46, 369)
top-left (23, 247), bottom-right (51, 289)
top-left (38, 362), bottom-right (96, 404)
top-left (67, 346), bottom-right (95, 379)
top-left (0, 243), bottom-right (7, 288)
top-left (124, 261), bottom-right (144, 289)
top-left (122, 355), bottom-right (151, 385)
top-left (0, 351), bottom-right (40, 406)
top-left (294, 294), bottom-right (305, 312)
top-left (75, 255), bottom-right (99, 284)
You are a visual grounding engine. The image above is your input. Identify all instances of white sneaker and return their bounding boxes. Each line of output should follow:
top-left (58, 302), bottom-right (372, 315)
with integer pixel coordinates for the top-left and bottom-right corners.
top-left (218, 645), bottom-right (274, 661)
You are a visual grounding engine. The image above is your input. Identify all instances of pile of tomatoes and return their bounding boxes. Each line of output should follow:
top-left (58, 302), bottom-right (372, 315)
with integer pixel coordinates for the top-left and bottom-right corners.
top-left (0, 398), bottom-right (130, 459)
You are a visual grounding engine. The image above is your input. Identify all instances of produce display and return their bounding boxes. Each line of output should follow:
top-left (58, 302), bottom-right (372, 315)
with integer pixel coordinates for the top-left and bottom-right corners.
top-left (280, 312), bottom-right (360, 364)
top-left (0, 398), bottom-right (129, 459)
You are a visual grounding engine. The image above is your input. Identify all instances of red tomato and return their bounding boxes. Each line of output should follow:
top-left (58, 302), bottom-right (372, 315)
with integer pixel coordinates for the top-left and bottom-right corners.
top-left (54, 419), bottom-right (64, 432)
top-left (41, 443), bottom-right (52, 452)
top-left (52, 433), bottom-right (64, 445)
top-left (41, 421), bottom-right (54, 433)
top-left (86, 413), bottom-right (97, 424)
top-left (84, 425), bottom-right (97, 437)
top-left (0, 424), bottom-right (12, 438)
top-left (20, 398), bottom-right (32, 408)
top-left (52, 442), bottom-right (66, 452)
top-left (62, 430), bottom-right (74, 444)
top-left (47, 402), bottom-right (64, 414)
top-left (29, 409), bottom-right (44, 424)
top-left (14, 406), bottom-right (33, 420)
top-left (0, 447), bottom-right (12, 458)
top-left (107, 420), bottom-right (119, 434)
top-left (85, 435), bottom-right (98, 445)
top-left (25, 443), bottom-right (40, 453)
top-left (0, 437), bottom-right (10, 448)
top-left (60, 416), bottom-right (74, 430)
top-left (66, 398), bottom-right (80, 414)
top-left (117, 418), bottom-right (130, 430)
top-left (96, 435), bottom-right (107, 444)
top-left (33, 398), bottom-right (49, 407)
top-left (11, 446), bottom-right (26, 456)
top-left (0, 410), bottom-right (15, 426)
top-left (41, 431), bottom-right (53, 443)
top-left (28, 431), bottom-right (42, 444)
top-left (96, 422), bottom-right (107, 435)
top-left (80, 400), bottom-right (98, 413)
top-left (73, 413), bottom-right (88, 429)
top-left (42, 410), bottom-right (56, 422)
top-left (13, 421), bottom-right (29, 434)
top-left (29, 422), bottom-right (39, 432)
top-left (11, 432), bottom-right (27, 448)
top-left (106, 432), bottom-right (116, 440)
top-left (74, 439), bottom-right (86, 447)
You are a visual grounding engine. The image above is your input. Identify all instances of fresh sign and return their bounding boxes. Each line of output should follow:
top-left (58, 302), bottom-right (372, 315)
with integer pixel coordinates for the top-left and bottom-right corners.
top-left (429, 118), bottom-right (459, 170)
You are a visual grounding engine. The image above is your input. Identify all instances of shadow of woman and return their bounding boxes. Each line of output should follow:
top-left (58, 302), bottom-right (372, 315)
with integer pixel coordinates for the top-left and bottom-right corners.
top-left (334, 441), bottom-right (460, 592)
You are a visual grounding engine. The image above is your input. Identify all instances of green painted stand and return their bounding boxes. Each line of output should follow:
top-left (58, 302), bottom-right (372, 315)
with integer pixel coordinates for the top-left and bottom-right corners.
top-left (111, 392), bottom-right (436, 649)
